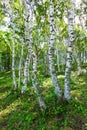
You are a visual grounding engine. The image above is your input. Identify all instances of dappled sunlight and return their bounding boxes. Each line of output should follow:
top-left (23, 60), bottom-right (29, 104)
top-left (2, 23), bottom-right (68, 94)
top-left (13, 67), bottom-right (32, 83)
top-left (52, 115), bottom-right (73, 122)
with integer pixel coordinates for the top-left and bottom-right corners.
top-left (58, 75), bottom-right (65, 79)
top-left (0, 77), bottom-right (4, 80)
top-left (0, 71), bottom-right (87, 129)
top-left (0, 91), bottom-right (10, 100)
top-left (0, 0), bottom-right (87, 128)
top-left (0, 99), bottom-right (21, 117)
top-left (42, 75), bottom-right (65, 89)
top-left (71, 71), bottom-right (78, 77)
top-left (80, 82), bottom-right (87, 86)
top-left (71, 90), bottom-right (81, 98)
top-left (5, 71), bottom-right (11, 74)
top-left (42, 78), bottom-right (52, 88)
top-left (78, 78), bottom-right (84, 82)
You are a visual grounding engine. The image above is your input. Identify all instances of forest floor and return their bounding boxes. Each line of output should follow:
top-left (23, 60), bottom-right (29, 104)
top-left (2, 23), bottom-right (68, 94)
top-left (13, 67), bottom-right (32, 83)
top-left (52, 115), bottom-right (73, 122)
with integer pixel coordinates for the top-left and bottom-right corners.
top-left (0, 71), bottom-right (87, 130)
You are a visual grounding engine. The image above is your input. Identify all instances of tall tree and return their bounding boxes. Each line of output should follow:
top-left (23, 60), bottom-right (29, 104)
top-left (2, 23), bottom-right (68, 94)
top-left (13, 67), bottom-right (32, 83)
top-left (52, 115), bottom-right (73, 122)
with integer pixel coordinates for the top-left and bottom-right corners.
top-left (21, 0), bottom-right (32, 93)
top-left (18, 38), bottom-right (24, 88)
top-left (2, 0), bottom-right (17, 90)
top-left (49, 0), bottom-right (62, 101)
top-left (64, 0), bottom-right (75, 101)
top-left (21, 0), bottom-right (46, 110)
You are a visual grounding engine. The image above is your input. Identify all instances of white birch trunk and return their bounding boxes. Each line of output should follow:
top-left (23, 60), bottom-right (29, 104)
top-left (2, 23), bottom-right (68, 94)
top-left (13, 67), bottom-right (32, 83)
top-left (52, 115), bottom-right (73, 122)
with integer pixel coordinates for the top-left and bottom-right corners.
top-left (31, 49), bottom-right (46, 111)
top-left (84, 50), bottom-right (86, 63)
top-left (27, 67), bottom-right (30, 81)
top-left (12, 41), bottom-right (17, 90)
top-left (21, 0), bottom-right (46, 111)
top-left (18, 43), bottom-right (24, 88)
top-left (44, 50), bottom-right (49, 76)
top-left (49, 0), bottom-right (62, 101)
top-left (64, 0), bottom-right (75, 101)
top-left (2, 0), bottom-right (17, 90)
top-left (21, 53), bottom-right (31, 93)
top-left (21, 0), bottom-right (32, 93)
top-left (28, 0), bottom-right (46, 110)
top-left (79, 1), bottom-right (87, 33)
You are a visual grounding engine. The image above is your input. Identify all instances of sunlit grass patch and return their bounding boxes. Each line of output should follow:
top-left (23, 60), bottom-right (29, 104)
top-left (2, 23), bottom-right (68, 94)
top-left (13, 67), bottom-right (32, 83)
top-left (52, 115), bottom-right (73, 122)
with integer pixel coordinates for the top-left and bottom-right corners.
top-left (71, 90), bottom-right (81, 98)
top-left (58, 75), bottom-right (65, 79)
top-left (0, 91), bottom-right (10, 100)
top-left (0, 99), bottom-right (21, 117)
top-left (42, 77), bottom-right (52, 88)
top-left (5, 71), bottom-right (11, 74)
top-left (0, 77), bottom-right (11, 90)
top-left (0, 70), bottom-right (87, 129)
top-left (42, 75), bottom-right (64, 90)
top-left (0, 77), bottom-right (4, 80)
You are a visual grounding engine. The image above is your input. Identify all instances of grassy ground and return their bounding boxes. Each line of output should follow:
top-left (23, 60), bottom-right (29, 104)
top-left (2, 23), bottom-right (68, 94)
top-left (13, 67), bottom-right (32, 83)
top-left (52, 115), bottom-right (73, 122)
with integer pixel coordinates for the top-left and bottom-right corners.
top-left (0, 71), bottom-right (87, 130)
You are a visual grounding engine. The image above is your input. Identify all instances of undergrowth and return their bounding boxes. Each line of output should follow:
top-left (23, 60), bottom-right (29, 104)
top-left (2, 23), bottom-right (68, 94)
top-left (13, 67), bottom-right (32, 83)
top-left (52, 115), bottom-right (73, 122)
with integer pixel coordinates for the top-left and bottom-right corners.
top-left (0, 71), bottom-right (87, 130)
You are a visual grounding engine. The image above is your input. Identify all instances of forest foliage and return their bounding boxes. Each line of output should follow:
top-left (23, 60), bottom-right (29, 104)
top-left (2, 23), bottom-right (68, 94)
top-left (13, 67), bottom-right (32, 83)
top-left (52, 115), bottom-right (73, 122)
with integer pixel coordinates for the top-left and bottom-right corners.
top-left (0, 0), bottom-right (87, 129)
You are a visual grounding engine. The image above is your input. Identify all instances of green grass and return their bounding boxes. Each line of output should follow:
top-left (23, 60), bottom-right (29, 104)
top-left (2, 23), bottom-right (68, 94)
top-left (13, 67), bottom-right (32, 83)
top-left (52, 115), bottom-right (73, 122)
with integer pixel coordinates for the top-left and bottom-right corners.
top-left (0, 71), bottom-right (87, 130)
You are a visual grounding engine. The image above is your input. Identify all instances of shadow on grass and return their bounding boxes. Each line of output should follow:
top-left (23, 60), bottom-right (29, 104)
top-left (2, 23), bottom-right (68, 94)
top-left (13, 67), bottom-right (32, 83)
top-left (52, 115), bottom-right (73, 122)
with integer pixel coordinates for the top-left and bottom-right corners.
top-left (0, 86), bottom-right (11, 93)
top-left (0, 91), bottom-right (19, 110)
top-left (0, 93), bottom-right (86, 130)
top-left (0, 71), bottom-right (87, 129)
top-left (0, 91), bottom-right (41, 129)
top-left (79, 73), bottom-right (87, 84)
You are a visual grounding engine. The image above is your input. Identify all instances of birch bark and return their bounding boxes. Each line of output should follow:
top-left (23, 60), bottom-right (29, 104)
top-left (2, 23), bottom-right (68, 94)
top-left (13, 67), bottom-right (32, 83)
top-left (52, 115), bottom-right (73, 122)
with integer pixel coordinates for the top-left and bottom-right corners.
top-left (18, 41), bottom-right (24, 88)
top-left (21, 0), bottom-right (46, 110)
top-left (49, 0), bottom-right (62, 101)
top-left (64, 0), bottom-right (75, 101)
top-left (21, 0), bottom-right (32, 93)
top-left (31, 48), bottom-right (46, 111)
top-left (2, 0), bottom-right (17, 90)
top-left (12, 40), bottom-right (17, 90)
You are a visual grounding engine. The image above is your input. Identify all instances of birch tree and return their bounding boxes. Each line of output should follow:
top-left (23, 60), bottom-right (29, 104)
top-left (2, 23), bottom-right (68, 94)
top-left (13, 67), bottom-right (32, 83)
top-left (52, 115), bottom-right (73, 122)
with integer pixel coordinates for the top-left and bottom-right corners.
top-left (49, 0), bottom-right (62, 101)
top-left (11, 39), bottom-right (17, 90)
top-left (30, 46), bottom-right (46, 111)
top-left (2, 0), bottom-right (17, 90)
top-left (18, 39), bottom-right (24, 88)
top-left (21, 0), bottom-right (46, 110)
top-left (64, 0), bottom-right (75, 101)
top-left (21, 0), bottom-right (32, 93)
